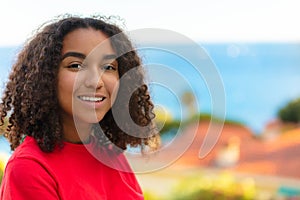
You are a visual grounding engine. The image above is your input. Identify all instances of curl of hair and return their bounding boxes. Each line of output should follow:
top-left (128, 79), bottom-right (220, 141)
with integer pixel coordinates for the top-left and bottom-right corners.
top-left (0, 14), bottom-right (160, 152)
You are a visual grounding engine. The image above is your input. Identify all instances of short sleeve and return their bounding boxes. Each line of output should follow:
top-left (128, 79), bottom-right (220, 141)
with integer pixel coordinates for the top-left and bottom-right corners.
top-left (0, 157), bottom-right (59, 200)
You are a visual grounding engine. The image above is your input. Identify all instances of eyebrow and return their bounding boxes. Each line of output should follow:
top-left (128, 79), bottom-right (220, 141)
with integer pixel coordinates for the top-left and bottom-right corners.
top-left (61, 52), bottom-right (117, 61)
top-left (102, 54), bottom-right (118, 61)
top-left (61, 52), bottom-right (86, 61)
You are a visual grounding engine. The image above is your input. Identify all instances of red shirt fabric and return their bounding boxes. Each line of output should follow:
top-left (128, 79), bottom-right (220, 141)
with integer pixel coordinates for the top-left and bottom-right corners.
top-left (0, 136), bottom-right (144, 200)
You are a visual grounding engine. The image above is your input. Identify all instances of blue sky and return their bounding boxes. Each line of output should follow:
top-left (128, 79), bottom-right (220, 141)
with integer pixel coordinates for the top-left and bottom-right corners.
top-left (0, 0), bottom-right (299, 46)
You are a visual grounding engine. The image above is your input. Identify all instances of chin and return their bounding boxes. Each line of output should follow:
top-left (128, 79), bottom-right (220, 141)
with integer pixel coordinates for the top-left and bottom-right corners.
top-left (73, 114), bottom-right (105, 126)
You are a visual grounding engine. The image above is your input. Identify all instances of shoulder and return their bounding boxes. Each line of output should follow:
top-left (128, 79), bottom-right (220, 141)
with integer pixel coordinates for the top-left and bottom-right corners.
top-left (4, 136), bottom-right (57, 186)
top-left (1, 155), bottom-right (59, 199)
top-left (5, 155), bottom-right (56, 185)
top-left (11, 136), bottom-right (43, 158)
top-left (4, 135), bottom-right (56, 184)
top-left (1, 136), bottom-right (61, 199)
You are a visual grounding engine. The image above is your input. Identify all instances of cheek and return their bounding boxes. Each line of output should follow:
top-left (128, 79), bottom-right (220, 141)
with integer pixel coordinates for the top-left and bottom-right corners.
top-left (106, 77), bottom-right (120, 103)
top-left (57, 72), bottom-right (76, 104)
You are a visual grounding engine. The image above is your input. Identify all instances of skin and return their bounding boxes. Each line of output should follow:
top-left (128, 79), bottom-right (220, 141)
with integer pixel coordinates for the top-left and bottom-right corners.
top-left (58, 28), bottom-right (120, 144)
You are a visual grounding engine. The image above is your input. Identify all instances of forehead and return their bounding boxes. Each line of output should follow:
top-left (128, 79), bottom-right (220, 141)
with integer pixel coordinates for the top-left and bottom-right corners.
top-left (61, 28), bottom-right (115, 56)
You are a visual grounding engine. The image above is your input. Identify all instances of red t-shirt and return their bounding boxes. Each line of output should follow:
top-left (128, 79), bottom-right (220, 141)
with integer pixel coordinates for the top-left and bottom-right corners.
top-left (0, 136), bottom-right (143, 200)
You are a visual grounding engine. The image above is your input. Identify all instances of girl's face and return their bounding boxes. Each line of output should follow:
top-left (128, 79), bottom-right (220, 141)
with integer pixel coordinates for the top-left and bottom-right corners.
top-left (58, 28), bottom-right (119, 130)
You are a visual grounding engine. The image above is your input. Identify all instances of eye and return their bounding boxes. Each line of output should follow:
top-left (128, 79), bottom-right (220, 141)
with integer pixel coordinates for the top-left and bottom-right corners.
top-left (66, 63), bottom-right (83, 70)
top-left (102, 64), bottom-right (117, 71)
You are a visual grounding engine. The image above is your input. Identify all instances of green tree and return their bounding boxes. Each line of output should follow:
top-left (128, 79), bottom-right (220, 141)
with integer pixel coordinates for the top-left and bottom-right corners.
top-left (278, 98), bottom-right (300, 123)
top-left (181, 90), bottom-right (196, 119)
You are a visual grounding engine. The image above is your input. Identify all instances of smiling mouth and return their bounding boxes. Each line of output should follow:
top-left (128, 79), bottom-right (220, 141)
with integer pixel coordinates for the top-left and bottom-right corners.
top-left (78, 96), bottom-right (106, 102)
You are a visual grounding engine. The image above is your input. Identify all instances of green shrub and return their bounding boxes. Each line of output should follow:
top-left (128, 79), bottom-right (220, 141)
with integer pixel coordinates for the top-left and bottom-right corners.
top-left (169, 172), bottom-right (256, 200)
top-left (0, 167), bottom-right (3, 184)
top-left (278, 98), bottom-right (300, 123)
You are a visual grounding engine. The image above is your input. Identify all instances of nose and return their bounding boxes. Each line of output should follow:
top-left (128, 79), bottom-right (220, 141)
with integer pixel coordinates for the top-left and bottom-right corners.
top-left (84, 66), bottom-right (104, 89)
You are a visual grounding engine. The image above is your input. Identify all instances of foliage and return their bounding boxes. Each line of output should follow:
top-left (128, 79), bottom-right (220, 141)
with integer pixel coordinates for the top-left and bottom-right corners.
top-left (144, 191), bottom-right (161, 200)
top-left (157, 119), bottom-right (181, 135)
top-left (0, 156), bottom-right (5, 184)
top-left (278, 98), bottom-right (300, 123)
top-left (0, 149), bottom-right (10, 185)
top-left (0, 168), bottom-right (2, 184)
top-left (0, 117), bottom-right (9, 135)
top-left (169, 172), bottom-right (256, 200)
top-left (142, 169), bottom-right (300, 200)
top-left (156, 113), bottom-right (243, 136)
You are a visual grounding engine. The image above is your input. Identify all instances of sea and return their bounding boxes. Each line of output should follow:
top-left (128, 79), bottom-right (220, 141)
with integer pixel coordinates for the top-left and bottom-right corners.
top-left (1, 43), bottom-right (300, 153)
top-left (138, 42), bottom-right (300, 133)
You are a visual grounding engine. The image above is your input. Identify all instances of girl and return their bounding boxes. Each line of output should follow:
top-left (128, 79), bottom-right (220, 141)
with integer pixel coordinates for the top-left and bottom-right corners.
top-left (0, 15), bottom-right (159, 199)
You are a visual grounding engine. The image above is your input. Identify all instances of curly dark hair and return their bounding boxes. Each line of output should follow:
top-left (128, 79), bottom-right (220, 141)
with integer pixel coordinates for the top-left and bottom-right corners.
top-left (0, 14), bottom-right (160, 152)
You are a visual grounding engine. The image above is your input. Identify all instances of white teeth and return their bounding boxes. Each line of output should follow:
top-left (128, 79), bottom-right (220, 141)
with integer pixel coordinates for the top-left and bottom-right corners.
top-left (79, 96), bottom-right (104, 102)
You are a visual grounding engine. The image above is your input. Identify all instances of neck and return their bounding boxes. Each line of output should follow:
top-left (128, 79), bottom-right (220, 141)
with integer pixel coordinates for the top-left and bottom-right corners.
top-left (64, 135), bottom-right (91, 144)
top-left (62, 118), bottom-right (93, 144)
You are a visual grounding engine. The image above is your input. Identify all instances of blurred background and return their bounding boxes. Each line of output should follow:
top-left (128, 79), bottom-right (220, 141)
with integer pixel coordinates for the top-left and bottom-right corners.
top-left (1, 0), bottom-right (300, 199)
